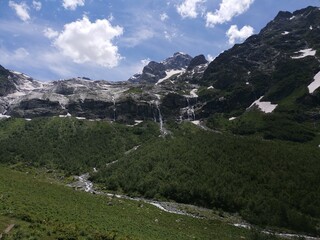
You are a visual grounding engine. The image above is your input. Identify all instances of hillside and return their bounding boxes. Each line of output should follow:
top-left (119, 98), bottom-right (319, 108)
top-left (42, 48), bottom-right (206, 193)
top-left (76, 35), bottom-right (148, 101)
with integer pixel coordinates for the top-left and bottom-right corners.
top-left (0, 165), bottom-right (252, 240)
top-left (0, 117), bottom-right (319, 237)
top-left (0, 5), bottom-right (320, 239)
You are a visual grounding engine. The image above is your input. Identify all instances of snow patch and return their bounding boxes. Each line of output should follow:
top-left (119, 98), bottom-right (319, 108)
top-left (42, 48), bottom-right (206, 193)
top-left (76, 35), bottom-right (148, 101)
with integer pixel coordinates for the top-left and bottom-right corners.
top-left (76, 117), bottom-right (86, 120)
top-left (291, 48), bottom-right (316, 59)
top-left (156, 69), bottom-right (184, 85)
top-left (59, 113), bottom-right (72, 118)
top-left (248, 96), bottom-right (277, 113)
top-left (310, 25), bottom-right (313, 30)
top-left (190, 89), bottom-right (198, 98)
top-left (207, 86), bottom-right (214, 89)
top-left (154, 94), bottom-right (161, 100)
top-left (281, 31), bottom-right (290, 35)
top-left (308, 71), bottom-right (320, 94)
top-left (134, 120), bottom-right (143, 125)
top-left (191, 120), bottom-right (200, 126)
top-left (289, 16), bottom-right (295, 20)
top-left (127, 120), bottom-right (144, 127)
top-left (229, 117), bottom-right (237, 121)
top-left (0, 114), bottom-right (10, 119)
top-left (11, 71), bottom-right (22, 75)
top-left (233, 223), bottom-right (251, 229)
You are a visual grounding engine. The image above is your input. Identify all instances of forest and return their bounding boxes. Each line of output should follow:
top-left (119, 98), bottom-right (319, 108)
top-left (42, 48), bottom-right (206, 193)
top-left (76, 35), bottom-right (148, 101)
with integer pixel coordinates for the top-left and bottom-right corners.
top-left (0, 117), bottom-right (319, 234)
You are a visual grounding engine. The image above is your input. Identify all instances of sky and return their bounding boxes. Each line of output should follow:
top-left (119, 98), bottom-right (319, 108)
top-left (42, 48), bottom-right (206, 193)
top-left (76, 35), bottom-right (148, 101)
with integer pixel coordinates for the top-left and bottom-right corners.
top-left (0, 0), bottom-right (319, 81)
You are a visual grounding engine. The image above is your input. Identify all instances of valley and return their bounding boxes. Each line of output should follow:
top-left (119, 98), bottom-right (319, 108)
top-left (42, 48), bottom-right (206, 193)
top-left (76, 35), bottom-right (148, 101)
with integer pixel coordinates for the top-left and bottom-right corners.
top-left (0, 5), bottom-right (320, 240)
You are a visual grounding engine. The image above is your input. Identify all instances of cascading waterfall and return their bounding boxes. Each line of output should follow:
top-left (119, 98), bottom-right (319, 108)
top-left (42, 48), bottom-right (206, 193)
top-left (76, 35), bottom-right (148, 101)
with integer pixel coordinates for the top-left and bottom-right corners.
top-left (186, 97), bottom-right (196, 121)
top-left (152, 100), bottom-right (167, 136)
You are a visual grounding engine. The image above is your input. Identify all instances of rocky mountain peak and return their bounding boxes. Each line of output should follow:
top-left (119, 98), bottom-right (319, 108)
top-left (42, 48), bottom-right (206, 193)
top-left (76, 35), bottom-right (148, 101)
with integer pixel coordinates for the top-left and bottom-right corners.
top-left (161, 52), bottom-right (193, 70)
top-left (187, 55), bottom-right (208, 71)
top-left (0, 65), bottom-right (17, 97)
top-left (128, 52), bottom-right (193, 84)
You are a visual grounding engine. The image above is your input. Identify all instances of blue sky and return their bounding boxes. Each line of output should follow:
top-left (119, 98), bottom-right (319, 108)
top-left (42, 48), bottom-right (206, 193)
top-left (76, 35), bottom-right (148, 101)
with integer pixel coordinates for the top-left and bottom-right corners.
top-left (0, 0), bottom-right (319, 81)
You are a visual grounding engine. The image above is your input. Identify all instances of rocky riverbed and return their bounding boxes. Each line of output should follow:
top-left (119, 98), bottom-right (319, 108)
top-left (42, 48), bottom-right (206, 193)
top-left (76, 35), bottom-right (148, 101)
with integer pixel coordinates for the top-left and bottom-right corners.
top-left (68, 173), bottom-right (320, 240)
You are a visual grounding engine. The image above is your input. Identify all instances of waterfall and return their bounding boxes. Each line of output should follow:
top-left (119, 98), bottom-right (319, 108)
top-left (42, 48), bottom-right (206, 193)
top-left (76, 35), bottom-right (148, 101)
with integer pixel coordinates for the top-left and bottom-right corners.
top-left (112, 96), bottom-right (116, 121)
top-left (155, 101), bottom-right (163, 133)
top-left (153, 100), bottom-right (167, 136)
top-left (186, 97), bottom-right (196, 121)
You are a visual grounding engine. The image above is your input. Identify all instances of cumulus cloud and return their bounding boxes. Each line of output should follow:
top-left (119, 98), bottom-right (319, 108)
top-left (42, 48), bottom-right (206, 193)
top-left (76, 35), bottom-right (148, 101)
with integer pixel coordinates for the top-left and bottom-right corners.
top-left (206, 0), bottom-right (254, 27)
top-left (160, 13), bottom-right (169, 21)
top-left (176, 0), bottom-right (206, 19)
top-left (43, 28), bottom-right (59, 39)
top-left (8, 1), bottom-right (30, 22)
top-left (50, 16), bottom-right (123, 68)
top-left (226, 25), bottom-right (254, 44)
top-left (62, 0), bottom-right (85, 10)
top-left (32, 0), bottom-right (42, 11)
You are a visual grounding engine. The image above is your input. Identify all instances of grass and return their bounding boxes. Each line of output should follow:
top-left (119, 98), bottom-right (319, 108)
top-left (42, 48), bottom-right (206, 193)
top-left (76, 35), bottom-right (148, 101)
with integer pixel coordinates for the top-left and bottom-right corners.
top-left (0, 165), bottom-right (250, 240)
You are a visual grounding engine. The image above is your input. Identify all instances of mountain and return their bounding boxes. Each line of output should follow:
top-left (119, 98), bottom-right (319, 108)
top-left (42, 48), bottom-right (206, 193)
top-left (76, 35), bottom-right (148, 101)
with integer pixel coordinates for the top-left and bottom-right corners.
top-left (0, 6), bottom-right (319, 141)
top-left (201, 6), bottom-right (320, 116)
top-left (128, 52), bottom-right (194, 84)
top-left (1, 6), bottom-right (320, 237)
top-left (0, 52), bottom-right (208, 123)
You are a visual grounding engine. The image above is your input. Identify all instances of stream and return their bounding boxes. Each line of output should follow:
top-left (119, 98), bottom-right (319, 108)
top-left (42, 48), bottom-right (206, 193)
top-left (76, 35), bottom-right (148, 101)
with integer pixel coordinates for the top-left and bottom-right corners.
top-left (68, 173), bottom-right (320, 240)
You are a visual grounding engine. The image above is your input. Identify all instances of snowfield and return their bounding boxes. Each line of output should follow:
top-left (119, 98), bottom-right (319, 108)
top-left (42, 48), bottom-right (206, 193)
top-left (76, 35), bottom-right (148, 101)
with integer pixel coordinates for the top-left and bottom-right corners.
top-left (308, 71), bottom-right (320, 94)
top-left (156, 69), bottom-right (184, 85)
top-left (248, 96), bottom-right (278, 113)
top-left (291, 48), bottom-right (316, 59)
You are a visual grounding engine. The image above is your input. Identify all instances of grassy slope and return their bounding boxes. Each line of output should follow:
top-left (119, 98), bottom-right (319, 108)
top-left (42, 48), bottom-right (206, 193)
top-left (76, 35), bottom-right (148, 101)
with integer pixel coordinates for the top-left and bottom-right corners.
top-left (0, 166), bottom-right (248, 240)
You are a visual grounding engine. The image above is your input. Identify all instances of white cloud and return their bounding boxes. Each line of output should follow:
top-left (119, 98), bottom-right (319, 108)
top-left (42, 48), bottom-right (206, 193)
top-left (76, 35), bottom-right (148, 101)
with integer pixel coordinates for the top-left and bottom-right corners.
top-left (32, 0), bottom-right (42, 11)
top-left (62, 0), bottom-right (85, 10)
top-left (51, 16), bottom-right (123, 68)
top-left (207, 54), bottom-right (215, 62)
top-left (136, 58), bottom-right (151, 73)
top-left (141, 58), bottom-right (150, 67)
top-left (108, 14), bottom-right (114, 22)
top-left (14, 48), bottom-right (30, 59)
top-left (0, 47), bottom-right (30, 66)
top-left (160, 13), bottom-right (169, 21)
top-left (206, 0), bottom-right (254, 27)
top-left (226, 25), bottom-right (254, 44)
top-left (9, 1), bottom-right (30, 22)
top-left (177, 0), bottom-right (206, 19)
top-left (122, 28), bottom-right (154, 47)
top-left (164, 30), bottom-right (175, 41)
top-left (43, 28), bottom-right (59, 39)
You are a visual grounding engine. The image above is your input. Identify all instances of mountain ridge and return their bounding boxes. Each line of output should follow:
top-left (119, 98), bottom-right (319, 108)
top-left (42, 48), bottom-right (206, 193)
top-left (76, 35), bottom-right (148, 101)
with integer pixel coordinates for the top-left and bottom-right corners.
top-left (0, 5), bottom-right (319, 143)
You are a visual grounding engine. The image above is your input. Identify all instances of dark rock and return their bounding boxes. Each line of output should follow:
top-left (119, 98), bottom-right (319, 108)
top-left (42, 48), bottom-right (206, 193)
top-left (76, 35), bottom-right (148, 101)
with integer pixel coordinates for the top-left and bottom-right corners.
top-left (0, 65), bottom-right (16, 97)
top-left (8, 99), bottom-right (66, 118)
top-left (162, 52), bottom-right (193, 70)
top-left (187, 55), bottom-right (208, 71)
